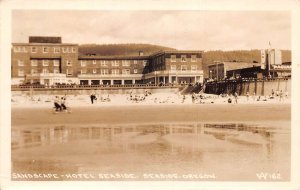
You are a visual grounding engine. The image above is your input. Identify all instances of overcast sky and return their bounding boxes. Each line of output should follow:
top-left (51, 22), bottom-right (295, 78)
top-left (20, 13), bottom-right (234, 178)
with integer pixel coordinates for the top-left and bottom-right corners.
top-left (12, 10), bottom-right (291, 50)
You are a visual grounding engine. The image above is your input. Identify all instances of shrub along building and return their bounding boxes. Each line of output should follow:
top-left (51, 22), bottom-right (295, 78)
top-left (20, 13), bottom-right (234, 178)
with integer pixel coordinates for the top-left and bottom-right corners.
top-left (12, 36), bottom-right (204, 86)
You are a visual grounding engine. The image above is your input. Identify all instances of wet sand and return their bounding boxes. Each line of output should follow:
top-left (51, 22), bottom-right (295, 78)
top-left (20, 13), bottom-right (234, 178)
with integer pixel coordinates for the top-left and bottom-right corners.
top-left (12, 104), bottom-right (291, 126)
top-left (11, 104), bottom-right (291, 181)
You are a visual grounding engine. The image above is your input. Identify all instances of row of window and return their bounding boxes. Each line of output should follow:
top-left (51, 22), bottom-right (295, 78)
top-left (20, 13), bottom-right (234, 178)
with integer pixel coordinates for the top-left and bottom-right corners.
top-left (17, 59), bottom-right (148, 67)
top-left (170, 55), bottom-right (197, 62)
top-left (17, 68), bottom-right (138, 77)
top-left (13, 46), bottom-right (77, 53)
top-left (80, 60), bottom-right (147, 67)
top-left (170, 65), bottom-right (198, 71)
top-left (80, 69), bottom-right (135, 75)
top-left (17, 65), bottom-right (198, 77)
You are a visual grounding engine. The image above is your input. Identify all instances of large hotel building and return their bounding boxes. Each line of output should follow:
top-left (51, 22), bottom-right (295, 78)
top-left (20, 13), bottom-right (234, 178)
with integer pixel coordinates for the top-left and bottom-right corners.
top-left (12, 36), bottom-right (204, 86)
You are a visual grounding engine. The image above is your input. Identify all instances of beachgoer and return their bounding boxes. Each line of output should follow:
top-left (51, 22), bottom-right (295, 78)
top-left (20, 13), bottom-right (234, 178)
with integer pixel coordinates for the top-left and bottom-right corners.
top-left (54, 96), bottom-right (62, 111)
top-left (90, 93), bottom-right (96, 104)
top-left (61, 96), bottom-right (67, 110)
top-left (252, 92), bottom-right (256, 101)
top-left (234, 92), bottom-right (238, 104)
top-left (279, 90), bottom-right (283, 101)
top-left (271, 89), bottom-right (275, 97)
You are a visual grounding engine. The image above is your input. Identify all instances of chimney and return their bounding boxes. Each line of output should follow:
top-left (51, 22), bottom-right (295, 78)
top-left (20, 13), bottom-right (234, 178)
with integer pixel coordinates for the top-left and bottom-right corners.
top-left (139, 51), bottom-right (144, 56)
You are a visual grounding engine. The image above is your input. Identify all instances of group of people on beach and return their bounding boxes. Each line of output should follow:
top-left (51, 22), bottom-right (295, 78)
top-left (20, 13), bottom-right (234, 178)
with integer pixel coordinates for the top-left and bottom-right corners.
top-left (53, 95), bottom-right (68, 112)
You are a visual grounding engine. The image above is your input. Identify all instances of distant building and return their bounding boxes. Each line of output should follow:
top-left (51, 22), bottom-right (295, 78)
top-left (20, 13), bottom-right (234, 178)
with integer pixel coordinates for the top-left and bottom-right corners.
top-left (207, 49), bottom-right (291, 80)
top-left (207, 61), bottom-right (261, 80)
top-left (11, 36), bottom-right (204, 85)
top-left (261, 49), bottom-right (291, 78)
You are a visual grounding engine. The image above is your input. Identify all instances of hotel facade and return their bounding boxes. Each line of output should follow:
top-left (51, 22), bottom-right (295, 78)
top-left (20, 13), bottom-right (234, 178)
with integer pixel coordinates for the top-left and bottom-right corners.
top-left (12, 36), bottom-right (204, 86)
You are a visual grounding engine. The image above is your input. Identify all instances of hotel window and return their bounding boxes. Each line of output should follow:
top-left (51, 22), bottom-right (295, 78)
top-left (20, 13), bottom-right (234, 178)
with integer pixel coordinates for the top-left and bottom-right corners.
top-left (43, 47), bottom-right (49, 53)
top-left (81, 60), bottom-right (86, 67)
top-left (143, 60), bottom-right (147, 66)
top-left (171, 55), bottom-right (176, 62)
top-left (101, 69), bottom-right (109, 75)
top-left (191, 65), bottom-right (197, 71)
top-left (67, 69), bottom-right (73, 76)
top-left (53, 68), bottom-right (60, 74)
top-left (181, 65), bottom-right (187, 71)
top-left (53, 60), bottom-right (60, 67)
top-left (43, 60), bottom-right (49, 66)
top-left (134, 69), bottom-right (138, 74)
top-left (181, 55), bottom-right (187, 62)
top-left (191, 55), bottom-right (197, 62)
top-left (13, 47), bottom-right (19, 52)
top-left (72, 47), bottom-right (76, 53)
top-left (112, 60), bottom-right (119, 67)
top-left (134, 60), bottom-right (138, 64)
top-left (93, 69), bottom-right (97, 74)
top-left (18, 69), bottom-right (24, 76)
top-left (92, 60), bottom-right (97, 65)
top-left (17, 60), bottom-right (24, 66)
top-left (31, 69), bottom-right (38, 74)
top-left (66, 60), bottom-right (72, 66)
top-left (101, 60), bottom-right (108, 66)
top-left (31, 60), bottom-right (38, 66)
top-left (122, 60), bottom-right (130, 67)
top-left (111, 69), bottom-right (119, 75)
top-left (63, 47), bottom-right (71, 53)
top-left (171, 65), bottom-right (176, 70)
top-left (122, 69), bottom-right (130, 75)
top-left (54, 47), bottom-right (60, 53)
top-left (42, 68), bottom-right (49, 74)
top-left (81, 69), bottom-right (87, 74)
top-left (31, 47), bottom-right (37, 53)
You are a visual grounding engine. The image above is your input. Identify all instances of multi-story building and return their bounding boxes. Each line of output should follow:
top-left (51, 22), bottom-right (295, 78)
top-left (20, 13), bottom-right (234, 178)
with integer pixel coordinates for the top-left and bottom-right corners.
top-left (12, 36), bottom-right (79, 85)
top-left (11, 36), bottom-right (204, 85)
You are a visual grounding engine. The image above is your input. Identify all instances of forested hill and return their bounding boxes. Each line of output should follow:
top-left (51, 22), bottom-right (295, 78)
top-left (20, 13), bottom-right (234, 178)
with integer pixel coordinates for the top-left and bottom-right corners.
top-left (202, 50), bottom-right (291, 65)
top-left (79, 44), bottom-right (176, 56)
top-left (78, 44), bottom-right (291, 64)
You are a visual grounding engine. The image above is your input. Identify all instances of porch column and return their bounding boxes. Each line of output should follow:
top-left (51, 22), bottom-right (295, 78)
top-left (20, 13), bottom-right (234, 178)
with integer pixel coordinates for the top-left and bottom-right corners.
top-left (194, 76), bottom-right (197, 83)
top-left (163, 76), bottom-right (166, 84)
top-left (132, 79), bottom-right (135, 84)
top-left (111, 79), bottom-right (114, 85)
top-left (100, 79), bottom-right (103, 85)
top-left (121, 80), bottom-right (124, 85)
top-left (168, 76), bottom-right (171, 84)
top-left (88, 80), bottom-right (91, 85)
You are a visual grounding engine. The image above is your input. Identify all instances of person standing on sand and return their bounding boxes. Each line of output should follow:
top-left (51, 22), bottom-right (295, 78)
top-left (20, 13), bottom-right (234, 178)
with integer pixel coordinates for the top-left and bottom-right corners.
top-left (252, 92), bottom-right (256, 101)
top-left (234, 92), bottom-right (238, 104)
top-left (90, 92), bottom-right (96, 104)
top-left (279, 90), bottom-right (283, 102)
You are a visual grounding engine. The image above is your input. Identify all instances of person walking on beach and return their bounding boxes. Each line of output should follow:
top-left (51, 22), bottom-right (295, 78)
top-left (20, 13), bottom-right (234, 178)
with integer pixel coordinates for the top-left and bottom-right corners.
top-left (54, 96), bottom-right (62, 111)
top-left (90, 92), bottom-right (97, 104)
top-left (234, 92), bottom-right (238, 104)
top-left (252, 92), bottom-right (256, 101)
top-left (61, 96), bottom-right (67, 110)
top-left (279, 90), bottom-right (283, 102)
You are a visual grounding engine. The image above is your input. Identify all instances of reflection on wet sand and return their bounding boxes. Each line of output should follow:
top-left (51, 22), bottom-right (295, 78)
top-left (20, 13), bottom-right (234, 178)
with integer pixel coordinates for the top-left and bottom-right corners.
top-left (12, 122), bottom-right (290, 181)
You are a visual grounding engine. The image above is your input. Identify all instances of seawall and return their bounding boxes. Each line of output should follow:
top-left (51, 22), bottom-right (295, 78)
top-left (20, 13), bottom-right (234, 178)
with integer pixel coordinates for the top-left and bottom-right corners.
top-left (204, 78), bottom-right (291, 96)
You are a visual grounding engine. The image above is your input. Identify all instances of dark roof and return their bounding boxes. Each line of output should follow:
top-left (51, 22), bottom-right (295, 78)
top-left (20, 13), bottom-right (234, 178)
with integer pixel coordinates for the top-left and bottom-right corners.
top-left (29, 36), bottom-right (62, 44)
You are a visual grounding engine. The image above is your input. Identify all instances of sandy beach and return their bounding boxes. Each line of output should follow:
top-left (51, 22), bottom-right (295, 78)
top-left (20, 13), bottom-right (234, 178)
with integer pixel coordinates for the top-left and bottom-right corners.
top-left (11, 92), bottom-right (291, 181)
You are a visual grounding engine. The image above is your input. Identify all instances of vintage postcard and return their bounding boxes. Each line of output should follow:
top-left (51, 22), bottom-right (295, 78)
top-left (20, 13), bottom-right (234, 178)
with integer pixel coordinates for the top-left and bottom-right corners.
top-left (1, 0), bottom-right (300, 189)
